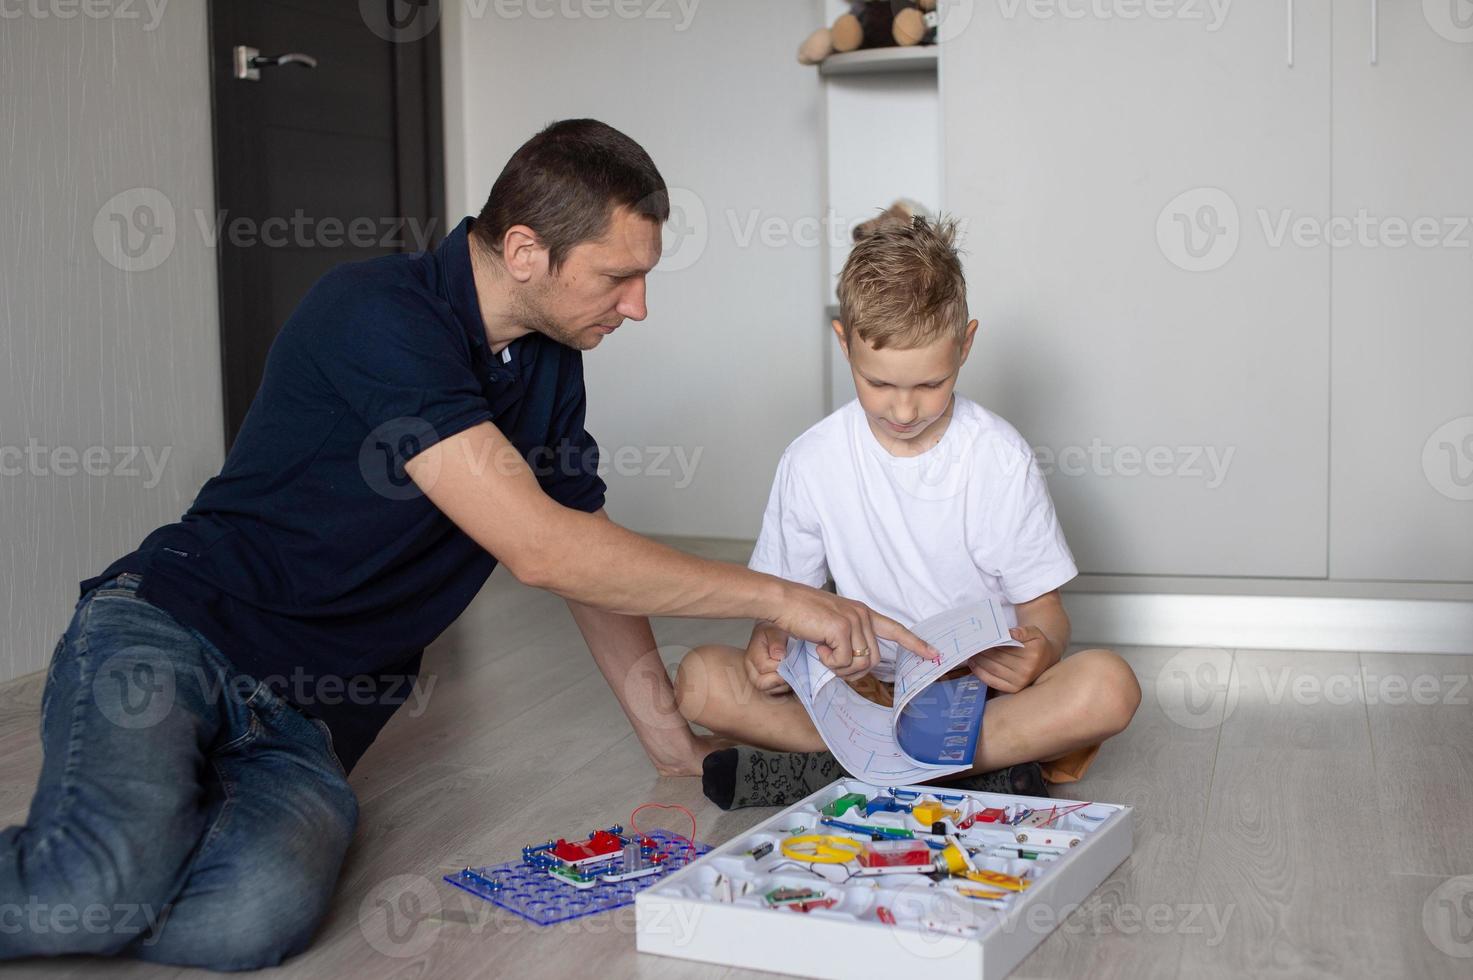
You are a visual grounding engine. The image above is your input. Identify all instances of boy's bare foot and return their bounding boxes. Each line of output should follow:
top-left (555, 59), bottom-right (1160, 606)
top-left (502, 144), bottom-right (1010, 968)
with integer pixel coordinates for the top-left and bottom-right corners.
top-left (701, 746), bottom-right (842, 810)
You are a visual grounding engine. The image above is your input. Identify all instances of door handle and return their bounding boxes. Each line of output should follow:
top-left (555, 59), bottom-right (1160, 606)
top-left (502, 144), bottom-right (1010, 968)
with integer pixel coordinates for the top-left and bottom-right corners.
top-left (233, 45), bottom-right (319, 82)
top-left (1286, 0), bottom-right (1294, 67)
top-left (1370, 0), bottom-right (1378, 65)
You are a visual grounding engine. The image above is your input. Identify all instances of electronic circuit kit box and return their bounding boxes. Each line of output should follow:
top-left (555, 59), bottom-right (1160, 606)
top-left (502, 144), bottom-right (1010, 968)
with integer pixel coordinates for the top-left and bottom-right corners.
top-left (635, 779), bottom-right (1133, 980)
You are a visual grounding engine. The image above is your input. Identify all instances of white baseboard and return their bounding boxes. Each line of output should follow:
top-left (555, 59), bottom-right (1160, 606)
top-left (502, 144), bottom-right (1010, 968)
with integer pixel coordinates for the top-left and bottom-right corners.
top-left (1066, 593), bottom-right (1473, 655)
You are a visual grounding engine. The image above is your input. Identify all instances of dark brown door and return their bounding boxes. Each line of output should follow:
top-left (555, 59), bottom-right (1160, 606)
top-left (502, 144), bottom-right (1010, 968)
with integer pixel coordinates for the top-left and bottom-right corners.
top-left (208, 0), bottom-right (444, 445)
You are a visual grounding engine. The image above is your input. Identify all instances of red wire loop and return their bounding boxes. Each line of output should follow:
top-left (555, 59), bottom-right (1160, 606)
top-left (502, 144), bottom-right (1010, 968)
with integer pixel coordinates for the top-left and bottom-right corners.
top-left (629, 802), bottom-right (697, 859)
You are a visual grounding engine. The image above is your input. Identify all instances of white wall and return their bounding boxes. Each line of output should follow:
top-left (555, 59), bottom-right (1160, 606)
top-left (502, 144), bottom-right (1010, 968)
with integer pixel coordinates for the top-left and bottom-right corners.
top-left (443, 0), bottom-right (828, 539)
top-left (0, 5), bottom-right (225, 683)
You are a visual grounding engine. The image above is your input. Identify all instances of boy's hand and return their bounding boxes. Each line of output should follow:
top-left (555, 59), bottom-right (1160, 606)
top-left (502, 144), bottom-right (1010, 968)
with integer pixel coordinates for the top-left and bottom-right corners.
top-left (965, 625), bottom-right (1059, 693)
top-left (745, 621), bottom-right (793, 694)
top-left (745, 619), bottom-right (875, 695)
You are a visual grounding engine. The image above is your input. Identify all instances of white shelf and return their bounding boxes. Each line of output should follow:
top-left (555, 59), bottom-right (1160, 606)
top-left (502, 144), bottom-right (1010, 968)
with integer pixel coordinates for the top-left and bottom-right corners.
top-left (818, 45), bottom-right (937, 77)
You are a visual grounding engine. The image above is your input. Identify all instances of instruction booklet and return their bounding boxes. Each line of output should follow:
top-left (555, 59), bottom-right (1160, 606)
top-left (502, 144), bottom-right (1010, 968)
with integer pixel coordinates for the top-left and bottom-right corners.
top-left (776, 597), bottom-right (1020, 783)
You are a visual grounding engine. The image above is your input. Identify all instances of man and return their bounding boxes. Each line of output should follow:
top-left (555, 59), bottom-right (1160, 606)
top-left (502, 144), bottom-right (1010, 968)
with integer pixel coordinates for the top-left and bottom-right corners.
top-left (0, 119), bottom-right (935, 970)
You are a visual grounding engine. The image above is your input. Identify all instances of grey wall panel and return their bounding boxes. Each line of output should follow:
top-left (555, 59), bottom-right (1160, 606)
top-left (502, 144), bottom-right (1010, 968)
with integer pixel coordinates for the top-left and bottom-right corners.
top-left (0, 4), bottom-right (224, 683)
top-left (442, 1), bottom-right (827, 540)
top-left (1328, 3), bottom-right (1473, 583)
top-left (941, 4), bottom-right (1333, 578)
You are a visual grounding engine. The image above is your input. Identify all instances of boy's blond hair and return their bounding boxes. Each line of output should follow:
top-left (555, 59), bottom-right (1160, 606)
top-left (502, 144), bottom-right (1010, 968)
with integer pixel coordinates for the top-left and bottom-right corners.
top-left (837, 214), bottom-right (968, 351)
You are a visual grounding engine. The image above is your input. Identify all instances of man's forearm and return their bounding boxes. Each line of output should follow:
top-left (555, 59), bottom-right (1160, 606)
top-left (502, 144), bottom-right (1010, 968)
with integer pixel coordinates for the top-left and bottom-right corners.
top-left (408, 422), bottom-right (789, 623)
top-left (525, 507), bottom-right (789, 621)
top-left (563, 597), bottom-right (697, 768)
top-left (408, 424), bottom-right (932, 666)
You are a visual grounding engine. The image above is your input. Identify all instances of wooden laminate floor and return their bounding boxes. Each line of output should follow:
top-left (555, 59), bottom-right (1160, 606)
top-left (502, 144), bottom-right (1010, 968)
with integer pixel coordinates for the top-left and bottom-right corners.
top-left (2, 541), bottom-right (1470, 979)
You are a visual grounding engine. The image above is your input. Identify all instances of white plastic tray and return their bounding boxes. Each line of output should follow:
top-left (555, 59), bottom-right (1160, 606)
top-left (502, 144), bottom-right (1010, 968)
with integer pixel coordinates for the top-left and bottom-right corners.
top-left (636, 778), bottom-right (1133, 980)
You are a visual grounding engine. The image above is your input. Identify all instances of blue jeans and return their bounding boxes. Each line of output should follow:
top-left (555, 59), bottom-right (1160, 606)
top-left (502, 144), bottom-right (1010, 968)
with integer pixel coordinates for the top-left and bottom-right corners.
top-left (0, 573), bottom-right (358, 970)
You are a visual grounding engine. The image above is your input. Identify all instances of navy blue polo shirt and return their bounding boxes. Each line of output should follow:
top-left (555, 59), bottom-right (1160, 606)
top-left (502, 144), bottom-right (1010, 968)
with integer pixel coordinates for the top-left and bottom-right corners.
top-left (83, 217), bottom-right (606, 773)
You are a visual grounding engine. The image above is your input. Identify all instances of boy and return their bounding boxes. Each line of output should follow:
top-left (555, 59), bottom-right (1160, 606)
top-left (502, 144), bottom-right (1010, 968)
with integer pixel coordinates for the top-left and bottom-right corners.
top-left (677, 216), bottom-right (1141, 809)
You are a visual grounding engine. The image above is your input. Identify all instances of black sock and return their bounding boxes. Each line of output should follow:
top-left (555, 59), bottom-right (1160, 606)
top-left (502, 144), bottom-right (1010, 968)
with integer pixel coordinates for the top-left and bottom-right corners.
top-left (939, 761), bottom-right (1049, 798)
top-left (702, 746), bottom-right (843, 810)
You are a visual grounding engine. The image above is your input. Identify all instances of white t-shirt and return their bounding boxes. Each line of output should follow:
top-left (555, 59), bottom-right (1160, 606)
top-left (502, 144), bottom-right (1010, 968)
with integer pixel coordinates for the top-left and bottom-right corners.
top-left (749, 396), bottom-right (1078, 681)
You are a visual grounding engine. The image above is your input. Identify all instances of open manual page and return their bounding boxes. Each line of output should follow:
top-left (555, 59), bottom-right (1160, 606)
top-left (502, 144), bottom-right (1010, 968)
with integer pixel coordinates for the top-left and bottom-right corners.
top-left (776, 597), bottom-right (1021, 784)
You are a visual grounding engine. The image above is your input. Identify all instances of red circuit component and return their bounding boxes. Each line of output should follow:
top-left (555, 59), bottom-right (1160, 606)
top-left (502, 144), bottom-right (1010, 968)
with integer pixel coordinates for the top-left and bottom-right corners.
top-left (959, 807), bottom-right (1008, 829)
top-left (857, 839), bottom-right (933, 868)
top-left (549, 830), bottom-right (626, 867)
top-left (788, 897), bottom-right (839, 913)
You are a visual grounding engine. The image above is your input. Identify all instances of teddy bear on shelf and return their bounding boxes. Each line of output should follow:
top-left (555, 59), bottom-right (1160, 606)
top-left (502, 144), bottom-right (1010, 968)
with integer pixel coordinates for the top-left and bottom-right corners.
top-left (798, 1), bottom-right (938, 66)
top-left (852, 199), bottom-right (934, 242)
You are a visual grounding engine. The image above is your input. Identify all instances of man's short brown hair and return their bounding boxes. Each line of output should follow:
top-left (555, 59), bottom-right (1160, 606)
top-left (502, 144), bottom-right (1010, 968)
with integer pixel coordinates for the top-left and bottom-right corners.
top-left (471, 118), bottom-right (669, 272)
top-left (837, 214), bottom-right (968, 350)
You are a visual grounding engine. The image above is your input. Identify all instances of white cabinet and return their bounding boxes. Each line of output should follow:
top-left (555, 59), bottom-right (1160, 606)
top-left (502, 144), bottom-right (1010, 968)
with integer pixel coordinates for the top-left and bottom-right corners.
top-left (1329, 2), bottom-right (1473, 582)
top-left (941, 3), bottom-right (1333, 577)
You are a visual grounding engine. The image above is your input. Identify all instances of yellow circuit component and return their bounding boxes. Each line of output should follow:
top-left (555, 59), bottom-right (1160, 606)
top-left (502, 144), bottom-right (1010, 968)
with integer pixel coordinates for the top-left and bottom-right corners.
top-left (912, 801), bottom-right (962, 826)
top-left (963, 869), bottom-right (1030, 892)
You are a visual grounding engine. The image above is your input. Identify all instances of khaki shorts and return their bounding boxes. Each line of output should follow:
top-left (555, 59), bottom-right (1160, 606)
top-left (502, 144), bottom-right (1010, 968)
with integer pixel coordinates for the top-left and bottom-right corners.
top-left (844, 671), bottom-right (1100, 785)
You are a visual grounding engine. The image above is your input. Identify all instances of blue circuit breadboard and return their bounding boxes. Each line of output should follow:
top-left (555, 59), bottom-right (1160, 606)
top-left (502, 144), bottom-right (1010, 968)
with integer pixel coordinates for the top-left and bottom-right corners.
top-left (443, 830), bottom-right (712, 926)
